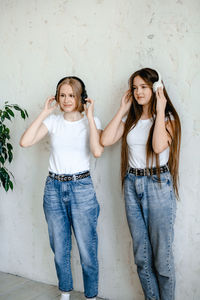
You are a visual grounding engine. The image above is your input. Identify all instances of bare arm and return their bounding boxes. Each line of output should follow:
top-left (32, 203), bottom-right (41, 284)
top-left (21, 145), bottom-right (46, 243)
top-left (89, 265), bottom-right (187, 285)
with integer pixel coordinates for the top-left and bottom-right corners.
top-left (20, 97), bottom-right (58, 147)
top-left (152, 87), bottom-right (173, 154)
top-left (101, 90), bottom-right (132, 146)
top-left (84, 99), bottom-right (104, 158)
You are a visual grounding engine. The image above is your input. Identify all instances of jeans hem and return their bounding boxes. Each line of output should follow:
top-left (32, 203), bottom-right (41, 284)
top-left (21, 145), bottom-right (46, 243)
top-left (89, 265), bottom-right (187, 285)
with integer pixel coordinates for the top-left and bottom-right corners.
top-left (59, 288), bottom-right (73, 293)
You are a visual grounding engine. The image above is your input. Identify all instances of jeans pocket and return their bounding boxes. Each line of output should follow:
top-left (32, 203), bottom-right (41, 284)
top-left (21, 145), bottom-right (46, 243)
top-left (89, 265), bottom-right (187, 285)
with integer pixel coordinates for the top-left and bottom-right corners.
top-left (77, 176), bottom-right (93, 186)
top-left (151, 172), bottom-right (170, 183)
top-left (45, 176), bottom-right (54, 185)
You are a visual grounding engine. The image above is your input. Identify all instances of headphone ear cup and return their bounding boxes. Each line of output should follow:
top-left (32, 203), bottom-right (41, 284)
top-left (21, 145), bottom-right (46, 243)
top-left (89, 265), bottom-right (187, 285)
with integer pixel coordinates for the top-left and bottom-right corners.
top-left (153, 71), bottom-right (163, 92)
top-left (81, 90), bottom-right (88, 104)
top-left (81, 98), bottom-right (87, 104)
top-left (153, 81), bottom-right (163, 92)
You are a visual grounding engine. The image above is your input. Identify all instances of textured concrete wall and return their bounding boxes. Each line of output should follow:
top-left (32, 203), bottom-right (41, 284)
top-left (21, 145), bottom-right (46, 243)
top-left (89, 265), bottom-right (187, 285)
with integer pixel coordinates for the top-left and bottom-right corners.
top-left (0, 0), bottom-right (200, 299)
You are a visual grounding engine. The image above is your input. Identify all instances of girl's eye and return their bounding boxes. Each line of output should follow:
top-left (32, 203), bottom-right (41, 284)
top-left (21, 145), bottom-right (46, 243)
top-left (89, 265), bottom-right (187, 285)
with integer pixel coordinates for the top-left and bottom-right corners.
top-left (60, 94), bottom-right (65, 97)
top-left (69, 94), bottom-right (74, 98)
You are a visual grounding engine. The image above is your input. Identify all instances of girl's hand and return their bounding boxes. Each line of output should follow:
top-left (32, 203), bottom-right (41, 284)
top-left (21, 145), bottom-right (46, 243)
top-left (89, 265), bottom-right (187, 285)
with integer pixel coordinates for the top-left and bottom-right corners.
top-left (120, 90), bottom-right (132, 116)
top-left (84, 98), bottom-right (94, 120)
top-left (43, 96), bottom-right (58, 115)
top-left (156, 87), bottom-right (167, 113)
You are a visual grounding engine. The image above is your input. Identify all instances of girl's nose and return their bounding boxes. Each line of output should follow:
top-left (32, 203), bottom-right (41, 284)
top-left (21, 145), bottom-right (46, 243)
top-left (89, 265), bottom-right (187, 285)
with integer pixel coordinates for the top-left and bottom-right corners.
top-left (137, 87), bottom-right (143, 94)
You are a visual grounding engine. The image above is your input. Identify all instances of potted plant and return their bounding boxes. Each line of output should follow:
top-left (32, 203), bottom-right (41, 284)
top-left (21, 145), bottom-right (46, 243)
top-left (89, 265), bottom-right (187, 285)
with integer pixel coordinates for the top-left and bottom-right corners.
top-left (0, 101), bottom-right (28, 192)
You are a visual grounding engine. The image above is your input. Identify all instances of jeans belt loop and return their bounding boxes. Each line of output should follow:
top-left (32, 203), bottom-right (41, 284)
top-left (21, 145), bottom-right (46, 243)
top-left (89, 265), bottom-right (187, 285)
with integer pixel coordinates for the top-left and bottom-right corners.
top-left (136, 168), bottom-right (138, 176)
top-left (73, 174), bottom-right (76, 181)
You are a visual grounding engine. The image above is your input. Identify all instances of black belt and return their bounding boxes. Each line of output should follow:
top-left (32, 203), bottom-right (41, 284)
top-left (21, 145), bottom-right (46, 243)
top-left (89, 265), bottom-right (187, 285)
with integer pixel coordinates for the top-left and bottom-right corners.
top-left (128, 164), bottom-right (169, 176)
top-left (49, 171), bottom-right (90, 182)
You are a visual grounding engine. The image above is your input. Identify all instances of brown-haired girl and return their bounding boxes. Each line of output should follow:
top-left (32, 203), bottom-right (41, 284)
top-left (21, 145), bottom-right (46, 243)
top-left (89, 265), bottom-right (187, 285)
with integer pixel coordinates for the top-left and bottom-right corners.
top-left (101, 68), bottom-right (181, 300)
top-left (20, 76), bottom-right (103, 300)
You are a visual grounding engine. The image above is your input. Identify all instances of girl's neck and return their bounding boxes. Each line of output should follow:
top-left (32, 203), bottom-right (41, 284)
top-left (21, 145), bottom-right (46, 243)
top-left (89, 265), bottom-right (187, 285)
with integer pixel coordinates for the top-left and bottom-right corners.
top-left (141, 104), bottom-right (151, 120)
top-left (63, 111), bottom-right (83, 122)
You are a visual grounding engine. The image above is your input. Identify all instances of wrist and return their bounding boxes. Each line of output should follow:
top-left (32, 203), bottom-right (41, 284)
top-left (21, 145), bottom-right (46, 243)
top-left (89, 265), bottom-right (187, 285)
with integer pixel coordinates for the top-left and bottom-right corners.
top-left (118, 106), bottom-right (126, 118)
top-left (156, 110), bottom-right (165, 119)
top-left (87, 112), bottom-right (94, 120)
top-left (40, 110), bottom-right (51, 119)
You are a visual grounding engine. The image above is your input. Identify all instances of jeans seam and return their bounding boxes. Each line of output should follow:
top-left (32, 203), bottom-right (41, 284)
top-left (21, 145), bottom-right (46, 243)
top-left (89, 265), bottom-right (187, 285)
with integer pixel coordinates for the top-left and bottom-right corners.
top-left (143, 233), bottom-right (155, 299)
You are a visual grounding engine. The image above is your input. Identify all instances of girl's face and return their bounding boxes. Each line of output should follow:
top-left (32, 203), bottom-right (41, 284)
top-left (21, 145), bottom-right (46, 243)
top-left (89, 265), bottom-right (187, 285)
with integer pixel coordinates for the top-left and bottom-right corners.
top-left (59, 84), bottom-right (77, 112)
top-left (133, 76), bottom-right (152, 107)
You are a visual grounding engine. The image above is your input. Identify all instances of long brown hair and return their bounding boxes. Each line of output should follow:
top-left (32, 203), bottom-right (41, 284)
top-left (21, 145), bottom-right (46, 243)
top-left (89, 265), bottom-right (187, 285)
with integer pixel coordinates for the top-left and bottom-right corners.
top-left (121, 68), bottom-right (181, 198)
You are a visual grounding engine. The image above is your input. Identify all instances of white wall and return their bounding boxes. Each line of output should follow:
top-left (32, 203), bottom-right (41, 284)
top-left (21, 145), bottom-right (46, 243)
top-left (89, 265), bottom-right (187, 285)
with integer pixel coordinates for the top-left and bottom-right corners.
top-left (0, 0), bottom-right (200, 299)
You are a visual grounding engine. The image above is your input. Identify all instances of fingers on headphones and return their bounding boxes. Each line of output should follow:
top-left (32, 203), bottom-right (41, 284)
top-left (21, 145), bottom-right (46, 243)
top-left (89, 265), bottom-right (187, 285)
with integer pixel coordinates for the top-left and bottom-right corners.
top-left (81, 98), bottom-right (87, 104)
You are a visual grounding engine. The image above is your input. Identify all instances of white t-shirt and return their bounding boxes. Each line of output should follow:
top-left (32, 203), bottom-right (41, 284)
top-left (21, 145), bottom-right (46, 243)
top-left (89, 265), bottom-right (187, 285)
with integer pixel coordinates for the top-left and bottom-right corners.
top-left (43, 114), bottom-right (102, 174)
top-left (123, 117), bottom-right (169, 168)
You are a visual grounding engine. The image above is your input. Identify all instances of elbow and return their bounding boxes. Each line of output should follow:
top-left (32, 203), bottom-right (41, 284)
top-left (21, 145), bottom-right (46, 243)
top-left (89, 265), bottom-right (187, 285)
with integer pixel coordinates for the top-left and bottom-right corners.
top-left (19, 139), bottom-right (31, 148)
top-left (19, 142), bottom-right (28, 148)
top-left (19, 140), bottom-right (26, 148)
top-left (100, 136), bottom-right (111, 147)
top-left (93, 147), bottom-right (104, 158)
top-left (153, 144), bottom-right (168, 154)
top-left (153, 148), bottom-right (162, 154)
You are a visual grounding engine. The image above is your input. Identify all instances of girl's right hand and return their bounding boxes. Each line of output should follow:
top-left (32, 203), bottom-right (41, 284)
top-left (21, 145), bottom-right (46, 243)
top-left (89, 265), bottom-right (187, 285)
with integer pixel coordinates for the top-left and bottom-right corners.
top-left (120, 90), bottom-right (132, 116)
top-left (43, 96), bottom-right (58, 115)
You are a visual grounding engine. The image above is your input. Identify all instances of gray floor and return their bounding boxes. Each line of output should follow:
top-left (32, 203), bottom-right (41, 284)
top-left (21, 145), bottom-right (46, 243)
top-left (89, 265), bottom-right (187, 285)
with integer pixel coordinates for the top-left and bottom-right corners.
top-left (0, 272), bottom-right (104, 300)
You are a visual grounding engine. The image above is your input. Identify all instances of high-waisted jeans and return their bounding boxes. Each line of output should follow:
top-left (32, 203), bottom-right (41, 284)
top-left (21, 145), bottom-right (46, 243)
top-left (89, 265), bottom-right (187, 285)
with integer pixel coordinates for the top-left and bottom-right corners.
top-left (124, 171), bottom-right (176, 300)
top-left (43, 171), bottom-right (100, 298)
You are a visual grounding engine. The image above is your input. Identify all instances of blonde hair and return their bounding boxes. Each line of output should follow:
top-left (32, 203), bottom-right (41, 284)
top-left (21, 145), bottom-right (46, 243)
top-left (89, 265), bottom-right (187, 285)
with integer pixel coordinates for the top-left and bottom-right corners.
top-left (56, 78), bottom-right (84, 112)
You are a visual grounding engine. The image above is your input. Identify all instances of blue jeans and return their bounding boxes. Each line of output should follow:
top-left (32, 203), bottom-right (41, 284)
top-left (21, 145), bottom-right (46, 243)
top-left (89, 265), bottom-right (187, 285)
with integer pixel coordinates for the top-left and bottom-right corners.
top-left (124, 171), bottom-right (176, 300)
top-left (43, 172), bottom-right (100, 298)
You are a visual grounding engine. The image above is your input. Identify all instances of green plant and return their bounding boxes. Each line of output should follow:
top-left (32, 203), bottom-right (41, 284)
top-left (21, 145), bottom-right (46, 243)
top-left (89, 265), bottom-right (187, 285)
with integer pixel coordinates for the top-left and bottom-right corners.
top-left (0, 101), bottom-right (28, 192)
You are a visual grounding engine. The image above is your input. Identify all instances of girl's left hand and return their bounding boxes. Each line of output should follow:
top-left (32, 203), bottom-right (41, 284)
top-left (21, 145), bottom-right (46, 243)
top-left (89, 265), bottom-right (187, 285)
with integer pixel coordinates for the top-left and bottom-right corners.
top-left (84, 98), bottom-right (94, 119)
top-left (156, 87), bottom-right (167, 113)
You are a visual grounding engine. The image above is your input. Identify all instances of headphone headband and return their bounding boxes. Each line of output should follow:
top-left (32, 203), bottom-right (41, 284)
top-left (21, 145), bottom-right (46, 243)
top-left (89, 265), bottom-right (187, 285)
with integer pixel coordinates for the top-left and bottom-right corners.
top-left (55, 76), bottom-right (88, 104)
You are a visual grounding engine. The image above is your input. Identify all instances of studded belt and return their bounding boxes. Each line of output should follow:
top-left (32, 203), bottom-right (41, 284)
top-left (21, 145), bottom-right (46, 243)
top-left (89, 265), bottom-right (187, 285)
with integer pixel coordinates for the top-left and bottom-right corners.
top-left (128, 164), bottom-right (169, 176)
top-left (49, 171), bottom-right (90, 181)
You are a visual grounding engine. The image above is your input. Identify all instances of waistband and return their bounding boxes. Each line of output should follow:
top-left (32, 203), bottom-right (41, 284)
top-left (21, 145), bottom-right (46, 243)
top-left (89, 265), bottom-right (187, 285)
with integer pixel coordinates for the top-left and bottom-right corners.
top-left (127, 164), bottom-right (169, 176)
top-left (49, 170), bottom-right (90, 182)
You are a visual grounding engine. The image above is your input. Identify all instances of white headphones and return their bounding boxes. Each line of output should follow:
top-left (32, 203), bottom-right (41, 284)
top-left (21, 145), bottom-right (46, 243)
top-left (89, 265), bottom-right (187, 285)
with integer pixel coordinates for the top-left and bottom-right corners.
top-left (153, 71), bottom-right (163, 92)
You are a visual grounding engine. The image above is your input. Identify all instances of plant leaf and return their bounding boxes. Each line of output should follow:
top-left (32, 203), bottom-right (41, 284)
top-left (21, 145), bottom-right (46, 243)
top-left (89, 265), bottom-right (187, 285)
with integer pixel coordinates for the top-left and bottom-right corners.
top-left (20, 110), bottom-right (26, 119)
top-left (13, 105), bottom-right (21, 111)
top-left (6, 108), bottom-right (15, 117)
top-left (7, 143), bottom-right (13, 150)
top-left (4, 112), bottom-right (11, 120)
top-left (1, 114), bottom-right (5, 122)
top-left (8, 150), bottom-right (13, 163)
top-left (0, 156), bottom-right (5, 164)
top-left (9, 180), bottom-right (13, 190)
top-left (25, 110), bottom-right (29, 117)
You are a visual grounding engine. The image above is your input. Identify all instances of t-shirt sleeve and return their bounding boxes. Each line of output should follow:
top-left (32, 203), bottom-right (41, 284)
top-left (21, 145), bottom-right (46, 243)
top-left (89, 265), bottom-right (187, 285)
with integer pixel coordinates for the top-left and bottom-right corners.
top-left (94, 116), bottom-right (102, 130)
top-left (43, 114), bottom-right (55, 134)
